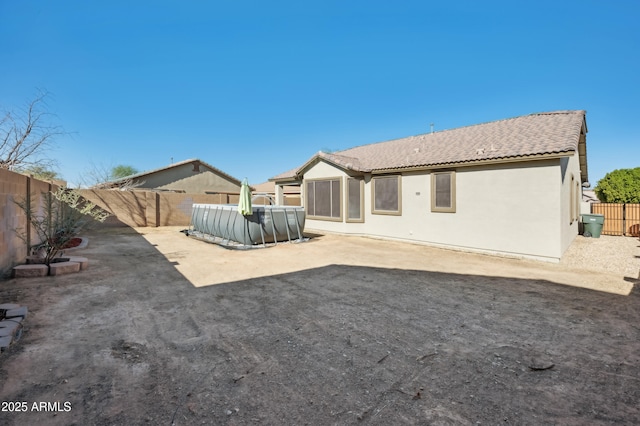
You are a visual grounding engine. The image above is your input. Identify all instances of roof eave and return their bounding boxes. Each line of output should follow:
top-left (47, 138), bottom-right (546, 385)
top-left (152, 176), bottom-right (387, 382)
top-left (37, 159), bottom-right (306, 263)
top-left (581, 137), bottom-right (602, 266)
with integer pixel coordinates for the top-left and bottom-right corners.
top-left (369, 151), bottom-right (576, 174)
top-left (269, 176), bottom-right (302, 184)
top-left (578, 118), bottom-right (589, 183)
top-left (278, 153), bottom-right (369, 182)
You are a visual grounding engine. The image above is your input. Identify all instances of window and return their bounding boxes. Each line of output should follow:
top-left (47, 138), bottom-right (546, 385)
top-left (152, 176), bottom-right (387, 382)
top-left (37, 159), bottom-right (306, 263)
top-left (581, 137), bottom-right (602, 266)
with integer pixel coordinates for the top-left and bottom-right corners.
top-left (372, 175), bottom-right (401, 215)
top-left (575, 179), bottom-right (581, 222)
top-left (571, 174), bottom-right (580, 224)
top-left (305, 178), bottom-right (342, 221)
top-left (570, 175), bottom-right (575, 224)
top-left (347, 178), bottom-right (364, 222)
top-left (431, 171), bottom-right (456, 213)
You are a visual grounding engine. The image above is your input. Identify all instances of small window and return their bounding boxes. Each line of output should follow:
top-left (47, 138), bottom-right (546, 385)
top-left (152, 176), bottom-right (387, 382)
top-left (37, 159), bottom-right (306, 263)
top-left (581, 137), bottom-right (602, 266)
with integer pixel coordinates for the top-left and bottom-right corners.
top-left (570, 175), bottom-right (575, 224)
top-left (571, 175), bottom-right (580, 224)
top-left (575, 180), bottom-right (581, 222)
top-left (372, 175), bottom-right (401, 215)
top-left (347, 178), bottom-right (364, 222)
top-left (431, 171), bottom-right (456, 213)
top-left (305, 178), bottom-right (342, 221)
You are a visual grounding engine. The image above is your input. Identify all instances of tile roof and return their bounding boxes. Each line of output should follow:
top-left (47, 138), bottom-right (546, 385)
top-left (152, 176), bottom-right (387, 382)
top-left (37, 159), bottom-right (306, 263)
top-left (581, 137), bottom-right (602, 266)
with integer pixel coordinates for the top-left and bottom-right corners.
top-left (271, 110), bottom-right (586, 180)
top-left (269, 166), bottom-right (302, 182)
top-left (253, 181), bottom-right (301, 193)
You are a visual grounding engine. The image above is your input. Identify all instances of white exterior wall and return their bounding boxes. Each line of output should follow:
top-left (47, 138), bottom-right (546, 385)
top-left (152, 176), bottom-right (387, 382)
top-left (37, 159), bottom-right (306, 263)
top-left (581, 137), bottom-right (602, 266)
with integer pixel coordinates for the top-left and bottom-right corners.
top-left (303, 158), bottom-right (570, 262)
top-left (559, 151), bottom-right (583, 256)
top-left (303, 161), bottom-right (353, 231)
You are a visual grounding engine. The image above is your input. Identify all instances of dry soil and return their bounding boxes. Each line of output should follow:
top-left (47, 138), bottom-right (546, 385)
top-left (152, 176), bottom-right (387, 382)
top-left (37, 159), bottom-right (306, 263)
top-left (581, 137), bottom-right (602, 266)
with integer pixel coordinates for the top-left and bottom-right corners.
top-left (0, 225), bottom-right (638, 425)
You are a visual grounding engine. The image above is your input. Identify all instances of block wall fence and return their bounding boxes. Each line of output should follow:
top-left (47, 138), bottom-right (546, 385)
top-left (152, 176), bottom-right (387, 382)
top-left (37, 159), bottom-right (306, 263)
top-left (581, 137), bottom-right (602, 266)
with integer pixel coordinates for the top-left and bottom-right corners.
top-left (2, 170), bottom-right (289, 276)
top-left (78, 189), bottom-right (241, 227)
top-left (0, 168), bottom-right (60, 277)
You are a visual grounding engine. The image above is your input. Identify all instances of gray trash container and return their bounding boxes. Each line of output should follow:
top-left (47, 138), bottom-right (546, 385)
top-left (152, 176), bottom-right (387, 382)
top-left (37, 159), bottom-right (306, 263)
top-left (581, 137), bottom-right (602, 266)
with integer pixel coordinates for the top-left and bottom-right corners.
top-left (581, 214), bottom-right (605, 238)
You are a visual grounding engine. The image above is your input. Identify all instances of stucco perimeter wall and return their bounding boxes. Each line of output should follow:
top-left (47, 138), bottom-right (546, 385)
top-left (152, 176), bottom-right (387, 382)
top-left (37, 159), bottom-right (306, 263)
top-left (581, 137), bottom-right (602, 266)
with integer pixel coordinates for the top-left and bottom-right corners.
top-left (302, 159), bottom-right (565, 261)
top-left (0, 169), bottom-right (60, 276)
top-left (79, 189), bottom-right (239, 227)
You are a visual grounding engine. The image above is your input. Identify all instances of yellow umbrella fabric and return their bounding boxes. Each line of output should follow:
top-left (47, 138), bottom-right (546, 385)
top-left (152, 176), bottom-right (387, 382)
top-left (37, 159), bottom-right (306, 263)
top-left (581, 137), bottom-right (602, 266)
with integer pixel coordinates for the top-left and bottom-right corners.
top-left (238, 178), bottom-right (253, 215)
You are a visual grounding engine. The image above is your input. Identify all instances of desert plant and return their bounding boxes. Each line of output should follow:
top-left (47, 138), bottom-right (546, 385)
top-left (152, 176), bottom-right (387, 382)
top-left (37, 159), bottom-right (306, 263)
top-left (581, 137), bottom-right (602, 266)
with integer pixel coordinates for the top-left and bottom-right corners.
top-left (14, 188), bottom-right (110, 268)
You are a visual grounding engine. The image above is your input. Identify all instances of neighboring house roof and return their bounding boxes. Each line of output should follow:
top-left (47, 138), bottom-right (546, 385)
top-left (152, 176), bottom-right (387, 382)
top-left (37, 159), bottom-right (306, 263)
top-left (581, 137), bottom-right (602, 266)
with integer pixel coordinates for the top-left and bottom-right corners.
top-left (269, 166), bottom-right (301, 183)
top-left (253, 181), bottom-right (301, 194)
top-left (252, 181), bottom-right (278, 193)
top-left (102, 158), bottom-right (243, 188)
top-left (271, 110), bottom-right (588, 181)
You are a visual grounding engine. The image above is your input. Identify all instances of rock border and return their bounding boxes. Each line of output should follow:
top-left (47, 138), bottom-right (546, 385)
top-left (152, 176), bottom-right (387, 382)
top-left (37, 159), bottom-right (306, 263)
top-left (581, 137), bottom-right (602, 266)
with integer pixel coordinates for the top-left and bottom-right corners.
top-left (0, 304), bottom-right (28, 351)
top-left (12, 238), bottom-right (89, 278)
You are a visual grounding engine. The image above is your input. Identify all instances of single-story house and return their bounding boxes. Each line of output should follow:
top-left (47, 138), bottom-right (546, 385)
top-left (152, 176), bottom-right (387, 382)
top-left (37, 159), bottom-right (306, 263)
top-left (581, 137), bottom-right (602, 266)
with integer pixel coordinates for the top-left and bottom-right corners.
top-left (270, 110), bottom-right (588, 262)
top-left (252, 181), bottom-right (301, 206)
top-left (100, 159), bottom-right (245, 194)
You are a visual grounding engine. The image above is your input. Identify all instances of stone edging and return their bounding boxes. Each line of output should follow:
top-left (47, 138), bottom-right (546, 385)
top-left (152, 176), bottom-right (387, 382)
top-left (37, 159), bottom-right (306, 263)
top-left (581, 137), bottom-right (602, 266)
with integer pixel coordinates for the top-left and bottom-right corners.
top-left (12, 237), bottom-right (90, 278)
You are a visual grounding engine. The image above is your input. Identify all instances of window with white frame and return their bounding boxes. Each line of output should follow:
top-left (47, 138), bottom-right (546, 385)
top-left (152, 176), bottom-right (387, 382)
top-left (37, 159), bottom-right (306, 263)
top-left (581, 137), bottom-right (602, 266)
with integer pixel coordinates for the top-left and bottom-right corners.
top-left (372, 175), bottom-right (401, 215)
top-left (431, 171), bottom-right (456, 213)
top-left (305, 178), bottom-right (342, 221)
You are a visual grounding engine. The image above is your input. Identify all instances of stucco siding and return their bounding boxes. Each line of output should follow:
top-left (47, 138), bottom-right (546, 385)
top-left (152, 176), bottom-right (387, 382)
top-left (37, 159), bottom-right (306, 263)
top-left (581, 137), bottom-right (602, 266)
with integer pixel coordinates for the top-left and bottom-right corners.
top-left (303, 161), bottom-right (351, 231)
top-left (441, 162), bottom-right (560, 259)
top-left (135, 163), bottom-right (195, 188)
top-left (303, 159), bottom-right (566, 261)
top-left (156, 171), bottom-right (241, 193)
top-left (559, 151), bottom-right (583, 255)
top-left (303, 161), bottom-right (349, 181)
top-left (134, 163), bottom-right (241, 193)
top-left (366, 162), bottom-right (561, 260)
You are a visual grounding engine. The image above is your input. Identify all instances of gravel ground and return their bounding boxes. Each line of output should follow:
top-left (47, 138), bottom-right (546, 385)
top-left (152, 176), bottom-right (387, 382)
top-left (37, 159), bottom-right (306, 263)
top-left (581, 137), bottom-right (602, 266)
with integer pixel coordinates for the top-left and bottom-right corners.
top-left (560, 234), bottom-right (640, 278)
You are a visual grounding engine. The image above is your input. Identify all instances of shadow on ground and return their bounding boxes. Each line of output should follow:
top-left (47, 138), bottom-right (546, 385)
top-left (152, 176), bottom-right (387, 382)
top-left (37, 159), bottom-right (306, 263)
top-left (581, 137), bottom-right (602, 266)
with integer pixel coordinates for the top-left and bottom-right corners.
top-left (0, 227), bottom-right (638, 425)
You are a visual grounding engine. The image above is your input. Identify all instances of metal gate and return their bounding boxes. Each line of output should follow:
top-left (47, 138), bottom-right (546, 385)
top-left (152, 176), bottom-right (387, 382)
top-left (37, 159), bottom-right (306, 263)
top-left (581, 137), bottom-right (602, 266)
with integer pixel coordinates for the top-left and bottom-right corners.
top-left (591, 203), bottom-right (640, 236)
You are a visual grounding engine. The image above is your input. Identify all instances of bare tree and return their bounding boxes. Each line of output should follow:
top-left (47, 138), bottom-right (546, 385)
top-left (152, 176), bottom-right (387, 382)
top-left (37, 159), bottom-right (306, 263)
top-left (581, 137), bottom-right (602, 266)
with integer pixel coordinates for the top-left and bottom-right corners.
top-left (80, 161), bottom-right (114, 187)
top-left (0, 90), bottom-right (64, 170)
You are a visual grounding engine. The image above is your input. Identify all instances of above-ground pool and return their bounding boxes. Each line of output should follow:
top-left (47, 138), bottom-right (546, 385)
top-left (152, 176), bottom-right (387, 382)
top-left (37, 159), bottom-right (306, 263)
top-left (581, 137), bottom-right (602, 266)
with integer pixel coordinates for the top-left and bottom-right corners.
top-left (189, 203), bottom-right (306, 248)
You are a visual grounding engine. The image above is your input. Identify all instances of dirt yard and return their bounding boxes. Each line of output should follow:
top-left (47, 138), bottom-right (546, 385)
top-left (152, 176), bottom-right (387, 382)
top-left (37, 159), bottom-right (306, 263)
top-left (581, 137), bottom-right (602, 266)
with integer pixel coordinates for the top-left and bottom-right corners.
top-left (0, 225), bottom-right (638, 425)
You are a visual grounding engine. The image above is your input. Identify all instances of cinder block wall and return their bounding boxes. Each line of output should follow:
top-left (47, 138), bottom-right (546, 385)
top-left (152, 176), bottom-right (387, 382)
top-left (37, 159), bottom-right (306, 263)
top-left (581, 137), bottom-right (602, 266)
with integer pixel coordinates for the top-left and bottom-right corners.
top-left (79, 189), bottom-right (149, 227)
top-left (0, 169), bottom-right (59, 277)
top-left (1, 177), bottom-right (240, 276)
top-left (79, 189), bottom-right (241, 227)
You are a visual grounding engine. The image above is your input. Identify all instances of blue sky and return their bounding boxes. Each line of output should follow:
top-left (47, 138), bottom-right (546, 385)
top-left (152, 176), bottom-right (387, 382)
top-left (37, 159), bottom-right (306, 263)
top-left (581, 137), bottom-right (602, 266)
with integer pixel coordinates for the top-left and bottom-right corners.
top-left (1, 1), bottom-right (638, 187)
